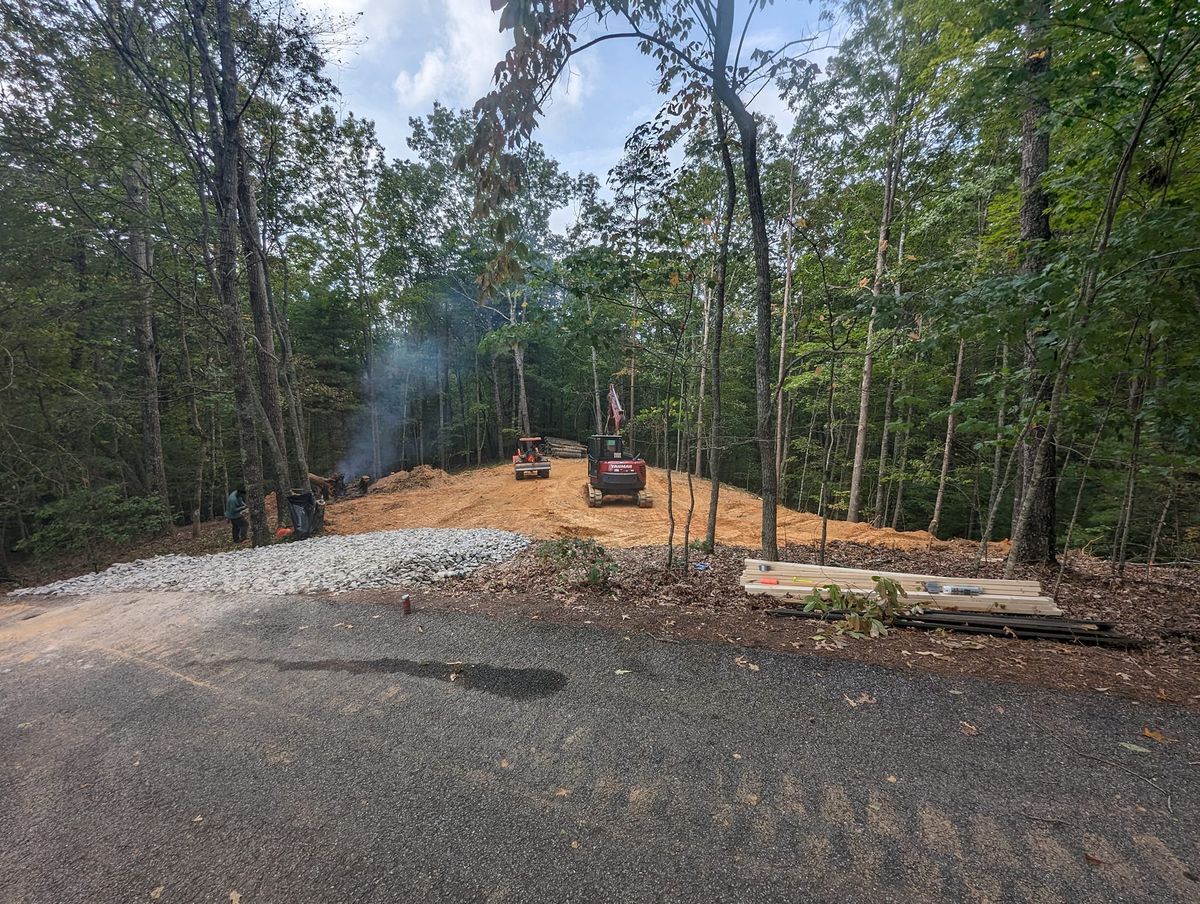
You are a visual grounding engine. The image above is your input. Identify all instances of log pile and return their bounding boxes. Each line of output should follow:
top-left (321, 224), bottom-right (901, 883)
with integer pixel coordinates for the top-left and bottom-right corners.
top-left (545, 436), bottom-right (587, 458)
top-left (741, 559), bottom-right (1062, 616)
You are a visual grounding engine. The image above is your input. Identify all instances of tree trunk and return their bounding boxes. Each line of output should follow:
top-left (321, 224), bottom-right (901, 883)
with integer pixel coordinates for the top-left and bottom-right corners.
top-left (1007, 4), bottom-right (1179, 578)
top-left (175, 289), bottom-right (207, 538)
top-left (774, 163), bottom-right (796, 484)
top-left (712, 0), bottom-right (775, 559)
top-left (271, 240), bottom-right (310, 483)
top-left (817, 352), bottom-right (837, 565)
top-left (695, 281), bottom-right (710, 475)
top-left (705, 102), bottom-right (735, 552)
top-left (491, 352), bottom-right (505, 457)
top-left (512, 342), bottom-right (531, 436)
top-left (848, 48), bottom-right (904, 524)
top-left (1011, 0), bottom-right (1057, 565)
top-left (123, 161), bottom-right (169, 516)
top-left (237, 143), bottom-right (291, 523)
top-left (928, 339), bottom-right (965, 540)
top-left (587, 296), bottom-right (603, 435)
top-left (871, 368), bottom-right (895, 528)
top-left (1114, 334), bottom-right (1152, 577)
top-left (1146, 475), bottom-right (1174, 575)
top-left (985, 343), bottom-right (1008, 541)
top-left (207, 0), bottom-right (267, 545)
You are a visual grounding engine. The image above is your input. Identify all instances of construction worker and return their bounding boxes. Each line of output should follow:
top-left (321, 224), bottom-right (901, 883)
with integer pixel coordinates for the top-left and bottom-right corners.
top-left (225, 485), bottom-right (249, 543)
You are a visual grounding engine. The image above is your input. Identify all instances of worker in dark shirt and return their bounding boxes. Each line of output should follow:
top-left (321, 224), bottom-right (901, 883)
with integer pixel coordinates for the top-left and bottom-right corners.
top-left (225, 485), bottom-right (249, 543)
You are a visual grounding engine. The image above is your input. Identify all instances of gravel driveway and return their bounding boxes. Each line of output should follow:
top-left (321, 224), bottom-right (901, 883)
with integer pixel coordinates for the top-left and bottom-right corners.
top-left (10, 528), bottom-right (529, 596)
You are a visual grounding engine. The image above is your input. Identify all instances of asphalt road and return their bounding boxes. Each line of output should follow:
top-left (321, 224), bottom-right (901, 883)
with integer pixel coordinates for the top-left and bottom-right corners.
top-left (1, 590), bottom-right (1197, 903)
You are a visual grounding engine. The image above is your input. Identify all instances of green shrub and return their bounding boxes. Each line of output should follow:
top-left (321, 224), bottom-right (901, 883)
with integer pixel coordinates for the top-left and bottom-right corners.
top-left (17, 486), bottom-right (169, 568)
top-left (536, 537), bottom-right (618, 588)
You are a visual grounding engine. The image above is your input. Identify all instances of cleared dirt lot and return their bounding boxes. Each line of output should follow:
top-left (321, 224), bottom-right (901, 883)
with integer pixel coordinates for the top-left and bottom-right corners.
top-left (325, 458), bottom-right (956, 550)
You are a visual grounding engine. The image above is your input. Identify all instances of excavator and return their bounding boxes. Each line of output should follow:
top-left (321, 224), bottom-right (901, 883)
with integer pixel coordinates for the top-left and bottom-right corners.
top-left (583, 385), bottom-right (653, 508)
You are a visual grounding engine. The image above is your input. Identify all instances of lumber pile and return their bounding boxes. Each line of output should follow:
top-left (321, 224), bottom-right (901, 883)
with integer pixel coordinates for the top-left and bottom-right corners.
top-left (545, 436), bottom-right (587, 458)
top-left (741, 559), bottom-right (1062, 616)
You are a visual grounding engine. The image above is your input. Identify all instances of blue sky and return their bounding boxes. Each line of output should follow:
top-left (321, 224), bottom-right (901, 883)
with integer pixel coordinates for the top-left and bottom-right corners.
top-left (299, 0), bottom-right (830, 182)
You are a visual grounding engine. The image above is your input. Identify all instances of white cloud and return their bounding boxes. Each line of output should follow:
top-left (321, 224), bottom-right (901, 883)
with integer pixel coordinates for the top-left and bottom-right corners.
top-left (295, 0), bottom-right (411, 61)
top-left (392, 0), bottom-right (509, 113)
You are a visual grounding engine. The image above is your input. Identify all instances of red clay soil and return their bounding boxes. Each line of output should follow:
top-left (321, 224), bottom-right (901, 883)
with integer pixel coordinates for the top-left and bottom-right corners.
top-left (324, 458), bottom-right (966, 551)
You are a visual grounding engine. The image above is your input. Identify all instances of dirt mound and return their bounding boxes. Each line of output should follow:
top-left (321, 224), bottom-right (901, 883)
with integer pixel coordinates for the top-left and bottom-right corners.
top-left (367, 465), bottom-right (449, 494)
top-left (327, 458), bottom-right (963, 551)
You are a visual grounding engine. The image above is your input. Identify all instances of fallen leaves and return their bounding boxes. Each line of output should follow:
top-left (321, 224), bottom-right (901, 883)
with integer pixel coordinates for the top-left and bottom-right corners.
top-left (733, 655), bottom-right (760, 672)
top-left (1118, 742), bottom-right (1151, 754)
top-left (886, 775), bottom-right (898, 784)
top-left (959, 721), bottom-right (978, 736)
top-left (150, 887), bottom-right (164, 900)
top-left (1141, 727), bottom-right (1171, 744)
top-left (614, 669), bottom-right (632, 676)
top-left (230, 893), bottom-right (242, 904)
top-left (1085, 852), bottom-right (1115, 867)
top-left (844, 692), bottom-right (877, 708)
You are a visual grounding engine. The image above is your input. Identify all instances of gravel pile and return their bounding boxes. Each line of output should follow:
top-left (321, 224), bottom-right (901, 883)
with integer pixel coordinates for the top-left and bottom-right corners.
top-left (12, 528), bottom-right (530, 597)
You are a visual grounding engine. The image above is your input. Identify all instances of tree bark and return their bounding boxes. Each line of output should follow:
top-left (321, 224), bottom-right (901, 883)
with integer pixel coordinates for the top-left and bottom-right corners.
top-left (237, 141), bottom-right (290, 523)
top-left (490, 352), bottom-right (505, 457)
top-left (871, 368), bottom-right (894, 528)
top-left (1113, 333), bottom-right (1153, 577)
top-left (1011, 0), bottom-right (1057, 564)
top-left (928, 339), bottom-right (965, 539)
top-left (512, 342), bottom-right (531, 436)
top-left (848, 45), bottom-right (905, 524)
top-left (695, 281), bottom-right (710, 475)
top-left (587, 296), bottom-right (603, 435)
top-left (705, 102), bottom-right (735, 552)
top-left (122, 160), bottom-right (169, 517)
top-left (204, 0), bottom-right (268, 545)
top-left (711, 0), bottom-right (776, 559)
top-left (774, 162), bottom-right (796, 484)
top-left (1007, 2), bottom-right (1183, 577)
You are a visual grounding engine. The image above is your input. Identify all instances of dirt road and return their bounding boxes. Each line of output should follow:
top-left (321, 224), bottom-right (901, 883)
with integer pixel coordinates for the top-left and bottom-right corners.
top-left (327, 458), bottom-right (950, 550)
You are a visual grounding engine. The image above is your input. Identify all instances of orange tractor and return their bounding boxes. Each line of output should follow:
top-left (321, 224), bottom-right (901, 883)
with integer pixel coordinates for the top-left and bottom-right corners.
top-left (513, 436), bottom-right (551, 480)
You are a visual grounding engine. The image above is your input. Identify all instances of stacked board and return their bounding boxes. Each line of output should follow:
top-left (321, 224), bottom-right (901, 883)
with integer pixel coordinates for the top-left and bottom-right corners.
top-left (741, 559), bottom-right (1061, 617)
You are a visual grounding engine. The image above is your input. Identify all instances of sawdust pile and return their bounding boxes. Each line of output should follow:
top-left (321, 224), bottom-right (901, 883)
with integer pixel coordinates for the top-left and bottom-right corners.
top-left (327, 458), bottom-right (961, 551)
top-left (367, 465), bottom-right (449, 494)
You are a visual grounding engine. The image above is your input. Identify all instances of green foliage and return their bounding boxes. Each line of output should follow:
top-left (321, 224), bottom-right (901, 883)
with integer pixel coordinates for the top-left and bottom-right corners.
top-left (537, 537), bottom-right (618, 588)
top-left (17, 487), bottom-right (169, 563)
top-left (805, 576), bottom-right (911, 641)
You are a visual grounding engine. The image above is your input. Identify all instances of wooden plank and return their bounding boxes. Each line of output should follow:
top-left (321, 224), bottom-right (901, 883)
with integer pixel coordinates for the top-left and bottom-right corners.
top-left (744, 559), bottom-right (1044, 593)
top-left (738, 574), bottom-right (1045, 599)
top-left (742, 582), bottom-right (1061, 615)
top-left (743, 567), bottom-right (1043, 594)
top-left (738, 571), bottom-right (1045, 597)
top-left (744, 557), bottom-right (1044, 587)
